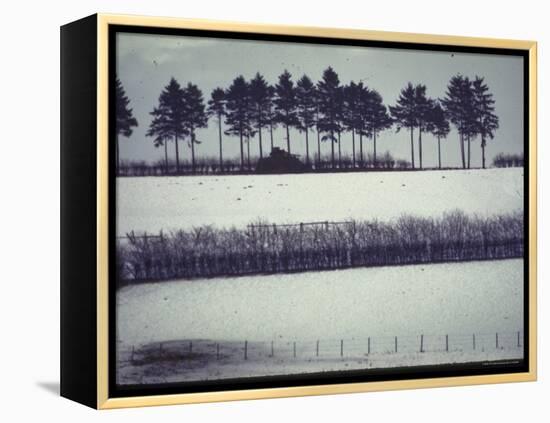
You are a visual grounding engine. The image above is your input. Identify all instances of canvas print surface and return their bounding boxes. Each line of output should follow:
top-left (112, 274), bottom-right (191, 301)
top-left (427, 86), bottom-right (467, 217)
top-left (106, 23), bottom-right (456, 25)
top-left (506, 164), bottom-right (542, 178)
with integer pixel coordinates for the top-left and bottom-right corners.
top-left (113, 31), bottom-right (525, 388)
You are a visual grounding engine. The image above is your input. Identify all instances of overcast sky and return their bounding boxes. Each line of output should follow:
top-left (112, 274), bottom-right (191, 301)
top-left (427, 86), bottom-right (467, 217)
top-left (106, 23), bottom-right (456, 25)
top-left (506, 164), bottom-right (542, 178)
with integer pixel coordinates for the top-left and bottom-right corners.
top-left (116, 32), bottom-right (524, 168)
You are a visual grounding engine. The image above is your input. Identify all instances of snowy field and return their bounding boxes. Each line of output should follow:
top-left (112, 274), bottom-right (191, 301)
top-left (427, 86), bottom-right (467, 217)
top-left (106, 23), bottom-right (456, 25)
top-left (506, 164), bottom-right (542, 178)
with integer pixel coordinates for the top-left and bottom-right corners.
top-left (116, 168), bottom-right (523, 235)
top-left (117, 343), bottom-right (523, 385)
top-left (117, 259), bottom-right (524, 384)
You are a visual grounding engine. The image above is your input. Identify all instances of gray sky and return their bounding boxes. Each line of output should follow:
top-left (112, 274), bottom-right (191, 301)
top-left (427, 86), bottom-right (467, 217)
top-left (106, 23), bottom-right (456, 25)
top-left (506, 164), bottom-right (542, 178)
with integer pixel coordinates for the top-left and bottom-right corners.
top-left (116, 32), bottom-right (524, 168)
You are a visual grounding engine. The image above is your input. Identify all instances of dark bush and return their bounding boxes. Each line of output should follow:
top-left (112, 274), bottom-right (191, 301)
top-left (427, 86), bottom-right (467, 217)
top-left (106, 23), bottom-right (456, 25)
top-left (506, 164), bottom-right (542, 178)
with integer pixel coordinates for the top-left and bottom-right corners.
top-left (493, 153), bottom-right (524, 168)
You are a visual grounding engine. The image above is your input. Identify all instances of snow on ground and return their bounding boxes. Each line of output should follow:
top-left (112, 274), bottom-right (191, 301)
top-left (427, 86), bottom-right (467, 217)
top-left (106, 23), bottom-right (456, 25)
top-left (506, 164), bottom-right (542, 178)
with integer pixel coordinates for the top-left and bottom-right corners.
top-left (117, 259), bottom-right (523, 347)
top-left (117, 259), bottom-right (524, 383)
top-left (116, 168), bottom-right (524, 235)
top-left (115, 169), bottom-right (525, 383)
top-left (117, 345), bottom-right (524, 385)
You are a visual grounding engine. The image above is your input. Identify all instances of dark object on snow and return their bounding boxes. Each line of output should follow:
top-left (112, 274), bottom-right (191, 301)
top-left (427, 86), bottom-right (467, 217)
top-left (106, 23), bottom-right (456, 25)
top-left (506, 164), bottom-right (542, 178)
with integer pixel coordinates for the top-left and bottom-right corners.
top-left (256, 147), bottom-right (308, 174)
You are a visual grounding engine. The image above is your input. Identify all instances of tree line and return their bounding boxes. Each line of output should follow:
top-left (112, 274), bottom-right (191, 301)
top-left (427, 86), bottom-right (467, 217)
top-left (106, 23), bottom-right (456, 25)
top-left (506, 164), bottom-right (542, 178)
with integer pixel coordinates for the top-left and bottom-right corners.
top-left (115, 67), bottom-right (502, 174)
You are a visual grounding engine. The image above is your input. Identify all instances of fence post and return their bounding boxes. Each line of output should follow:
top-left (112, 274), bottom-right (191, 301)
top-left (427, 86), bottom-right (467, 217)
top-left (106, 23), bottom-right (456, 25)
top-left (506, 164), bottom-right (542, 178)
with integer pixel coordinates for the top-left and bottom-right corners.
top-left (420, 334), bottom-right (424, 353)
top-left (271, 341), bottom-right (274, 357)
top-left (340, 339), bottom-right (344, 357)
top-left (473, 334), bottom-right (476, 350)
top-left (517, 331), bottom-right (521, 348)
top-left (244, 340), bottom-right (248, 360)
top-left (316, 340), bottom-right (319, 357)
top-left (368, 337), bottom-right (371, 355)
top-left (216, 343), bottom-right (220, 360)
top-left (395, 336), bottom-right (398, 353)
top-left (496, 333), bottom-right (499, 349)
top-left (293, 342), bottom-right (296, 358)
top-left (446, 334), bottom-right (449, 352)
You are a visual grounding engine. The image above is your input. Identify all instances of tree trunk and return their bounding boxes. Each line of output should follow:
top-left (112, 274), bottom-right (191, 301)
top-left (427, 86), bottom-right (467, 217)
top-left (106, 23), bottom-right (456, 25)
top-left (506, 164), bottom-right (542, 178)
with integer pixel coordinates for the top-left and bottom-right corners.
top-left (467, 134), bottom-right (471, 169)
top-left (286, 123), bottom-right (291, 154)
top-left (317, 126), bottom-right (321, 167)
top-left (116, 134), bottom-right (120, 174)
top-left (418, 127), bottom-right (423, 169)
top-left (239, 129), bottom-right (244, 171)
top-left (258, 125), bottom-right (263, 159)
top-left (247, 136), bottom-right (251, 171)
top-left (191, 129), bottom-right (196, 174)
top-left (174, 134), bottom-right (180, 174)
top-left (270, 122), bottom-right (274, 152)
top-left (331, 130), bottom-right (335, 169)
top-left (218, 115), bottom-right (223, 172)
top-left (351, 129), bottom-right (356, 168)
top-left (481, 136), bottom-right (486, 169)
top-left (337, 130), bottom-right (342, 168)
top-left (459, 132), bottom-right (465, 169)
top-left (305, 129), bottom-right (310, 165)
top-left (438, 136), bottom-right (441, 169)
top-left (410, 126), bottom-right (415, 169)
top-left (164, 139), bottom-right (169, 174)
top-left (373, 131), bottom-right (377, 167)
top-left (360, 132), bottom-right (364, 167)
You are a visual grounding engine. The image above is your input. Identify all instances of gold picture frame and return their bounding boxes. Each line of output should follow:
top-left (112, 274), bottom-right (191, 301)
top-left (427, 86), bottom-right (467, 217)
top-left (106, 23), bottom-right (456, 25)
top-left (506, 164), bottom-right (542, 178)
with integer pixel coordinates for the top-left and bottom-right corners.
top-left (60, 13), bottom-right (537, 409)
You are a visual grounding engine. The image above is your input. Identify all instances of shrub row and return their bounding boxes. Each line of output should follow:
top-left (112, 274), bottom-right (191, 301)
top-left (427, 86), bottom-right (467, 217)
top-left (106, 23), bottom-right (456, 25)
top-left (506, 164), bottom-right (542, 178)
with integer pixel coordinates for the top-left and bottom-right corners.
top-left (116, 210), bottom-right (524, 284)
top-left (116, 152), bottom-right (410, 177)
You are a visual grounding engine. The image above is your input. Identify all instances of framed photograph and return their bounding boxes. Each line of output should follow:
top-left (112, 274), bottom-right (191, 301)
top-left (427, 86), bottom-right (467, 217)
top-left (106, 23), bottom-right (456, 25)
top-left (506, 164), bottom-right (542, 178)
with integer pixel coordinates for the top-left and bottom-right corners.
top-left (60, 14), bottom-right (537, 409)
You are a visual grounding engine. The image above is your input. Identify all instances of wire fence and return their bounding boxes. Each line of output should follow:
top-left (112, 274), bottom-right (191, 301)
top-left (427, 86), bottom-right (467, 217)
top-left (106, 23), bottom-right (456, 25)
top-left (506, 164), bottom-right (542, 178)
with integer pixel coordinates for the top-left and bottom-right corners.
top-left (126, 330), bottom-right (524, 365)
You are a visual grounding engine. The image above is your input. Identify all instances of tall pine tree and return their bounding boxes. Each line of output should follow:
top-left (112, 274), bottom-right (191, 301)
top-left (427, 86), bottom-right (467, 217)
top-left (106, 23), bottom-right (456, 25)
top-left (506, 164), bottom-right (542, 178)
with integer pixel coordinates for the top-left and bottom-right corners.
top-left (441, 74), bottom-right (477, 169)
top-left (472, 76), bottom-right (499, 169)
top-left (356, 82), bottom-right (372, 166)
top-left (249, 73), bottom-right (271, 159)
top-left (343, 81), bottom-right (362, 167)
top-left (365, 89), bottom-right (393, 167)
top-left (149, 77), bottom-right (186, 173)
top-left (224, 76), bottom-right (252, 170)
top-left (413, 84), bottom-right (431, 170)
top-left (295, 75), bottom-right (317, 165)
top-left (115, 77), bottom-right (138, 172)
top-left (147, 105), bottom-right (171, 172)
top-left (390, 82), bottom-right (418, 169)
top-left (182, 83), bottom-right (207, 174)
top-left (317, 67), bottom-right (342, 168)
top-left (427, 100), bottom-right (450, 169)
top-left (274, 70), bottom-right (299, 154)
top-left (207, 87), bottom-right (226, 172)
